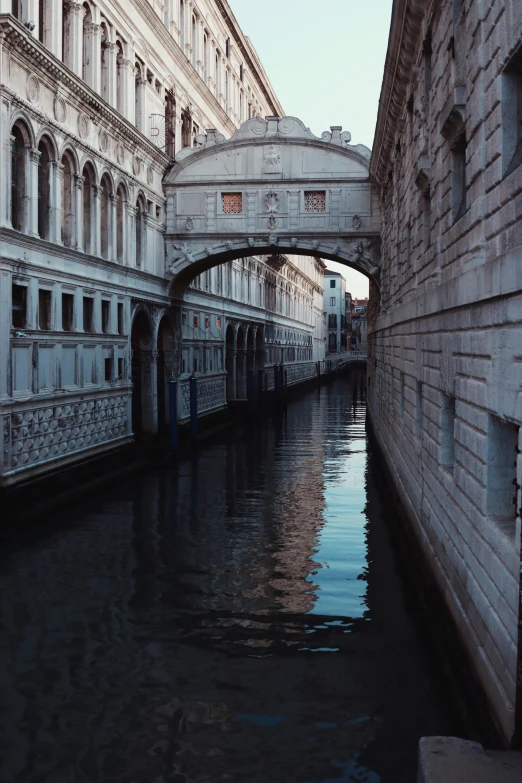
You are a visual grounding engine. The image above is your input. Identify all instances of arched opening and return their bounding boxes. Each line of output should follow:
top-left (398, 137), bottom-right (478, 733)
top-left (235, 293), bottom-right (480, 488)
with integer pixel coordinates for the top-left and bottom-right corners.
top-left (116, 183), bottom-right (126, 263)
top-left (37, 136), bottom-right (53, 241)
top-left (131, 309), bottom-right (153, 435)
top-left (165, 89), bottom-right (176, 158)
top-left (180, 0), bottom-right (185, 50)
top-left (10, 122), bottom-right (30, 233)
top-left (100, 173), bottom-right (112, 260)
top-left (157, 315), bottom-right (175, 430)
top-left (82, 162), bottom-right (95, 254)
top-left (225, 323), bottom-right (236, 402)
top-left (11, 1), bottom-right (20, 19)
top-left (236, 324), bottom-right (246, 400)
top-left (181, 107), bottom-right (191, 148)
top-left (135, 194), bottom-right (146, 268)
top-left (61, 149), bottom-right (76, 247)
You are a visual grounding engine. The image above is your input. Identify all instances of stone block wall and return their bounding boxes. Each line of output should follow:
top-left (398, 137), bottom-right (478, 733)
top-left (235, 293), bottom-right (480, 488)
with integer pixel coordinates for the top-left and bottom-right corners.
top-left (369, 0), bottom-right (522, 745)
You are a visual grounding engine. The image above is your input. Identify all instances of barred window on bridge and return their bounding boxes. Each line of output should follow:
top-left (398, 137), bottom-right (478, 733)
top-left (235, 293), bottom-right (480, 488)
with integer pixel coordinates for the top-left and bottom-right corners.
top-left (222, 193), bottom-right (243, 213)
top-left (305, 191), bottom-right (326, 212)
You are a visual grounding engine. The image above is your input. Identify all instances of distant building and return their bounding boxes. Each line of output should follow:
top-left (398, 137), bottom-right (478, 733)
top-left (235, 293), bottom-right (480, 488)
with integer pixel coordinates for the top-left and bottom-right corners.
top-left (323, 271), bottom-right (347, 354)
top-left (345, 291), bottom-right (353, 349)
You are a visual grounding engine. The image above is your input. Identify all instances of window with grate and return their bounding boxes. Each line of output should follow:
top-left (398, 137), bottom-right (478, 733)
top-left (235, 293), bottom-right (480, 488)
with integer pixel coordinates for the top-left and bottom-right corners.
top-left (222, 193), bottom-right (243, 214)
top-left (304, 191), bottom-right (326, 212)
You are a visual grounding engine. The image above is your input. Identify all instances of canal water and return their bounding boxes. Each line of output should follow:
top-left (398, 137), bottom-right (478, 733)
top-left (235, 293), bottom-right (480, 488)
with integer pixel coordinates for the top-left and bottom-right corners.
top-left (0, 374), bottom-right (481, 783)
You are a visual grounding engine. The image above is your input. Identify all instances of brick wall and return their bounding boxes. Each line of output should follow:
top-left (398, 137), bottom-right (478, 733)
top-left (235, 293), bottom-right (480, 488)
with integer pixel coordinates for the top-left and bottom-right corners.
top-left (369, 0), bottom-right (522, 745)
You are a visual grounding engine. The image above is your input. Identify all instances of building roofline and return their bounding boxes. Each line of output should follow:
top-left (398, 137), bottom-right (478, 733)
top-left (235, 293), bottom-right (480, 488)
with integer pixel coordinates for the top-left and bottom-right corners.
top-left (369, 0), bottom-right (427, 186)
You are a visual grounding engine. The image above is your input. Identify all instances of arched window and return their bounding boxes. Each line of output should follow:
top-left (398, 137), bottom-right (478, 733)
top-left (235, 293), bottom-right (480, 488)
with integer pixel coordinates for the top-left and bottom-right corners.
top-left (116, 184), bottom-right (126, 263)
top-left (37, 137), bottom-right (53, 241)
top-left (11, 1), bottom-right (20, 19)
top-left (116, 40), bottom-right (125, 116)
top-left (61, 150), bottom-right (76, 247)
top-left (82, 163), bottom-right (95, 254)
top-left (10, 123), bottom-right (29, 233)
top-left (181, 107), bottom-right (191, 148)
top-left (135, 195), bottom-right (146, 268)
top-left (100, 174), bottom-right (112, 260)
top-left (203, 33), bottom-right (208, 80)
top-left (215, 51), bottom-right (219, 97)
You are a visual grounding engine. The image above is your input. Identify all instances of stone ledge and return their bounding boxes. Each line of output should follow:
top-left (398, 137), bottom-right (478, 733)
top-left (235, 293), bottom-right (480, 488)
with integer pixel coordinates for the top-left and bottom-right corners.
top-left (418, 737), bottom-right (522, 783)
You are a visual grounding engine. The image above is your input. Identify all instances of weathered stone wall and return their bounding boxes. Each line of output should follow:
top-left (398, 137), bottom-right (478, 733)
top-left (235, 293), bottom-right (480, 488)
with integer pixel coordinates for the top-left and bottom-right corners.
top-left (369, 0), bottom-right (522, 745)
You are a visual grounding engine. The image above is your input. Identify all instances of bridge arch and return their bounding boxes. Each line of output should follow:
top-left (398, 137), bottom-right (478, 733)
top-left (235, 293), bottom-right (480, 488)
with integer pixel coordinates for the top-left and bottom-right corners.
top-left (163, 116), bottom-right (381, 298)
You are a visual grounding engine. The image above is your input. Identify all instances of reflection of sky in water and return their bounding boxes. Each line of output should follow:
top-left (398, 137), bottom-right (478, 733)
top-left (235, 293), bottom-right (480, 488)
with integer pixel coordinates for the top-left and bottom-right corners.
top-left (307, 444), bottom-right (368, 618)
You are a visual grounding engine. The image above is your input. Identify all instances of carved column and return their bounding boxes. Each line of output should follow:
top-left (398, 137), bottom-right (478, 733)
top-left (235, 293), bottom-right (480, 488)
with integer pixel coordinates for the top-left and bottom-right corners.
top-left (92, 184), bottom-right (102, 256)
top-left (50, 161), bottom-right (64, 243)
top-left (184, 1), bottom-right (193, 60)
top-left (48, 0), bottom-right (63, 59)
top-left (197, 19), bottom-right (205, 78)
top-left (84, 23), bottom-right (102, 93)
top-left (126, 203), bottom-right (136, 267)
top-left (104, 41), bottom-right (117, 106)
top-left (28, 148), bottom-right (40, 237)
top-left (63, 2), bottom-right (86, 77)
top-left (124, 58), bottom-right (136, 124)
top-left (109, 192), bottom-right (117, 261)
top-left (74, 174), bottom-right (84, 251)
top-left (135, 73), bottom-right (147, 133)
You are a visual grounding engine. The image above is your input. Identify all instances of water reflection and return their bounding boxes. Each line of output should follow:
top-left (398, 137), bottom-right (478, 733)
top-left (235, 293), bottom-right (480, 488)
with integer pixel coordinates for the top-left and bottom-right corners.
top-left (0, 372), bottom-right (460, 783)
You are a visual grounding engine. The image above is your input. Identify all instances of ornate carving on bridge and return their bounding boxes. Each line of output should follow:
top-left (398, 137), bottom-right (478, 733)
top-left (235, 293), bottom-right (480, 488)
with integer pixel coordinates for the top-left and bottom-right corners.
top-left (267, 254), bottom-right (288, 271)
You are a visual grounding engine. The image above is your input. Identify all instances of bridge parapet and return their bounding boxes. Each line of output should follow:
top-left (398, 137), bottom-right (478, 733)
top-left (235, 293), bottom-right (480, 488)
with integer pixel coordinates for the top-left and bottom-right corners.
top-left (163, 117), bottom-right (381, 291)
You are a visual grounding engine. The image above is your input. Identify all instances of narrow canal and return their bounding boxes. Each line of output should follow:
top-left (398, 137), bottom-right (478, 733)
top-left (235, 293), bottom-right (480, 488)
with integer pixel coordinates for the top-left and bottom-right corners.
top-left (0, 374), bottom-right (486, 783)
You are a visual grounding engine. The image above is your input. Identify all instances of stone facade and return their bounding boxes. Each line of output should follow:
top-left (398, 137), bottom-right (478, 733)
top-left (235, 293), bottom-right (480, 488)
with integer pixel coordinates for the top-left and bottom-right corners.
top-left (0, 0), bottom-right (329, 486)
top-left (369, 0), bottom-right (522, 746)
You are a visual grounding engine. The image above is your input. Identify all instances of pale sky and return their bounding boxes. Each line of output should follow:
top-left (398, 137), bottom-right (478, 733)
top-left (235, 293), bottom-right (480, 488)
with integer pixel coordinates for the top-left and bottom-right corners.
top-left (229, 0), bottom-right (393, 297)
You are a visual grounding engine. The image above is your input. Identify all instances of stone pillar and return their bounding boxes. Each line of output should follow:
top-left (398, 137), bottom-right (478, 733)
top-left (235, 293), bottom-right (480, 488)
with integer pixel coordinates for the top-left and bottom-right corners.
top-left (183, 0), bottom-right (192, 60)
top-left (126, 203), bottom-right (136, 267)
top-left (25, 1), bottom-right (40, 32)
top-left (0, 95), bottom-right (10, 228)
top-left (46, 0), bottom-right (63, 59)
top-left (169, 0), bottom-right (180, 40)
top-left (92, 184), bottom-right (102, 256)
top-left (105, 41), bottom-right (117, 106)
top-left (109, 192), bottom-right (117, 261)
top-left (135, 73), bottom-right (147, 132)
top-left (84, 23), bottom-right (102, 92)
top-left (63, 2), bottom-right (86, 77)
top-left (141, 350), bottom-right (159, 434)
top-left (50, 161), bottom-right (63, 243)
top-left (236, 349), bottom-right (247, 400)
top-left (229, 349), bottom-right (237, 401)
top-left (28, 148), bottom-right (40, 237)
top-left (74, 174), bottom-right (84, 251)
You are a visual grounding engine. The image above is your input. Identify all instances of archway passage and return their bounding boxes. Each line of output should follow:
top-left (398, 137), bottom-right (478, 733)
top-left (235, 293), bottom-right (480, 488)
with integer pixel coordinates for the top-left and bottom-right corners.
top-left (225, 324), bottom-right (236, 402)
top-left (163, 116), bottom-right (381, 298)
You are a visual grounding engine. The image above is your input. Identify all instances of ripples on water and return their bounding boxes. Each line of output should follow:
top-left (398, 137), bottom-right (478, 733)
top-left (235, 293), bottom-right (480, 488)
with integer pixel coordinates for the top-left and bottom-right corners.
top-left (0, 373), bottom-right (461, 783)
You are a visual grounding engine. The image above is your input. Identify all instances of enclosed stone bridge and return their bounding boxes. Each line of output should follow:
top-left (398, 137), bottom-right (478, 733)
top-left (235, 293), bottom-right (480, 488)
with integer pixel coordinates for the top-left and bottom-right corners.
top-left (163, 116), bottom-right (381, 294)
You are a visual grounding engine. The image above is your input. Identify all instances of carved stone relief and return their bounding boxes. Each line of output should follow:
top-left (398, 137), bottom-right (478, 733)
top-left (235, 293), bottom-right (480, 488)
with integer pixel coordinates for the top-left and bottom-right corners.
top-left (54, 95), bottom-right (67, 123)
top-left (26, 75), bottom-right (40, 104)
top-left (78, 113), bottom-right (90, 139)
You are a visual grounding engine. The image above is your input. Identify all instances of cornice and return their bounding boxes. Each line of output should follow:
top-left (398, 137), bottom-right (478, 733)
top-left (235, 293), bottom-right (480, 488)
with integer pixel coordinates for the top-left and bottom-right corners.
top-left (0, 229), bottom-right (170, 296)
top-left (0, 16), bottom-right (170, 169)
top-left (370, 0), bottom-right (426, 186)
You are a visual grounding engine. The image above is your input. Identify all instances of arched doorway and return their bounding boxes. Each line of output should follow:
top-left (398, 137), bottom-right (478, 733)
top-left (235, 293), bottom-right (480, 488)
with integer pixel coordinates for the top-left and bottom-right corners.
top-left (157, 315), bottom-right (175, 430)
top-left (131, 309), bottom-right (154, 435)
top-left (225, 323), bottom-right (236, 401)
